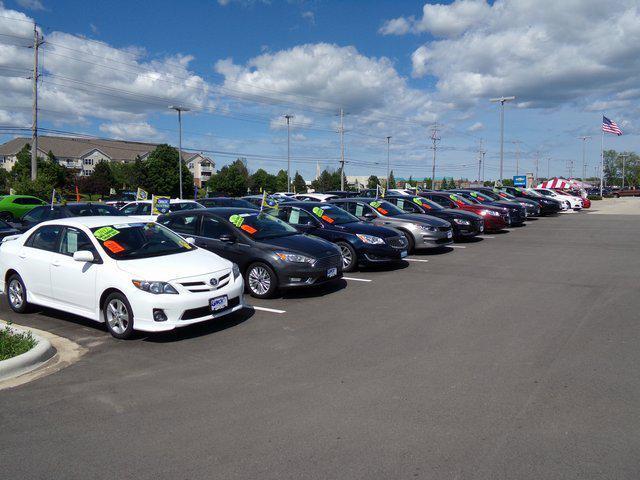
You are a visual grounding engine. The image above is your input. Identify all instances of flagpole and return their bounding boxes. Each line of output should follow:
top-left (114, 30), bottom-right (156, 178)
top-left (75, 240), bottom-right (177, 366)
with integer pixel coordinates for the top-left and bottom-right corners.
top-left (600, 119), bottom-right (604, 197)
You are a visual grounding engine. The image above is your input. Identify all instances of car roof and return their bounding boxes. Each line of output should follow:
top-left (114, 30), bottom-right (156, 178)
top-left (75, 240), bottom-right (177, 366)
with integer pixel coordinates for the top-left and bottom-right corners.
top-left (284, 201), bottom-right (328, 207)
top-left (35, 216), bottom-right (141, 228)
top-left (126, 199), bottom-right (199, 204)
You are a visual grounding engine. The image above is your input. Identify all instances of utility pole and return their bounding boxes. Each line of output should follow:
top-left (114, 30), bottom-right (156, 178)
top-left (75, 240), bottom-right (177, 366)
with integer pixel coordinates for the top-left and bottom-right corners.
top-left (339, 108), bottom-right (345, 190)
top-left (578, 136), bottom-right (591, 180)
top-left (385, 136), bottom-right (391, 188)
top-left (547, 157), bottom-right (550, 179)
top-left (30, 23), bottom-right (44, 181)
top-left (512, 140), bottom-right (521, 176)
top-left (430, 122), bottom-right (440, 189)
top-left (489, 95), bottom-right (515, 183)
top-left (284, 114), bottom-right (293, 192)
top-left (477, 138), bottom-right (485, 182)
top-left (534, 151), bottom-right (539, 183)
top-left (169, 105), bottom-right (190, 199)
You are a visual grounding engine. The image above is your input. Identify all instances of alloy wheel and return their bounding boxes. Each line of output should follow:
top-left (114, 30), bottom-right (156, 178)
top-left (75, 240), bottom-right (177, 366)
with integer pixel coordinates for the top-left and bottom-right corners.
top-left (106, 299), bottom-right (129, 335)
top-left (339, 244), bottom-right (353, 268)
top-left (8, 279), bottom-right (23, 309)
top-left (248, 266), bottom-right (271, 296)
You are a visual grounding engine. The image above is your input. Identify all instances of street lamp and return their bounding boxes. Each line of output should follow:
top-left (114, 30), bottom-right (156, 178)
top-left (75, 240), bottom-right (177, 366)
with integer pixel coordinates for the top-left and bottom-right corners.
top-left (284, 114), bottom-right (294, 192)
top-left (386, 136), bottom-right (391, 188)
top-left (489, 95), bottom-right (515, 183)
top-left (169, 105), bottom-right (190, 199)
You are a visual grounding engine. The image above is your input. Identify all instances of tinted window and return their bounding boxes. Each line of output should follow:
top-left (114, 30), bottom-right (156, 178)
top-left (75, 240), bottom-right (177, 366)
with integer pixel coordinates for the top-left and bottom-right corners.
top-left (13, 197), bottom-right (42, 205)
top-left (429, 196), bottom-right (452, 208)
top-left (391, 198), bottom-right (421, 213)
top-left (304, 205), bottom-right (358, 225)
top-left (121, 203), bottom-right (138, 215)
top-left (26, 225), bottom-right (62, 251)
top-left (170, 202), bottom-right (202, 212)
top-left (59, 228), bottom-right (98, 257)
top-left (138, 203), bottom-right (152, 215)
top-left (22, 206), bottom-right (46, 222)
top-left (281, 207), bottom-right (316, 226)
top-left (162, 214), bottom-right (199, 235)
top-left (66, 204), bottom-right (124, 216)
top-left (201, 216), bottom-right (232, 239)
top-left (225, 212), bottom-right (298, 240)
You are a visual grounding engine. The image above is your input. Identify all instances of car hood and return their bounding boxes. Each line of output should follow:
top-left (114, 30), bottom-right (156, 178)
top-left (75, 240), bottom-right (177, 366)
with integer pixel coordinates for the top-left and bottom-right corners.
top-left (329, 221), bottom-right (398, 238)
top-left (396, 213), bottom-right (451, 227)
top-left (116, 248), bottom-right (232, 281)
top-left (259, 233), bottom-right (339, 258)
top-left (438, 209), bottom-right (482, 220)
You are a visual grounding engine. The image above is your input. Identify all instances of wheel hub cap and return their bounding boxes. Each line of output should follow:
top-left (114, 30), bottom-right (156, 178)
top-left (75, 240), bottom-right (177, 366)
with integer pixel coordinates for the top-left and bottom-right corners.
top-left (106, 299), bottom-right (129, 334)
top-left (8, 280), bottom-right (23, 308)
top-left (248, 267), bottom-right (271, 295)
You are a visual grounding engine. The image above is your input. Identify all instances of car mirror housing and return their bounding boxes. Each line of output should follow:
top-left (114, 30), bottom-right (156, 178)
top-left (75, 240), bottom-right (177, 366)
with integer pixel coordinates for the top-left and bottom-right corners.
top-left (219, 233), bottom-right (235, 243)
top-left (73, 250), bottom-right (95, 263)
top-left (185, 237), bottom-right (196, 245)
top-left (363, 212), bottom-right (376, 220)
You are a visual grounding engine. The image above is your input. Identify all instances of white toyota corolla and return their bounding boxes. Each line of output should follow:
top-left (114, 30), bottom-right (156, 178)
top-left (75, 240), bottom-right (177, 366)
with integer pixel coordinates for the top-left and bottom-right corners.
top-left (533, 188), bottom-right (583, 211)
top-left (0, 217), bottom-right (244, 339)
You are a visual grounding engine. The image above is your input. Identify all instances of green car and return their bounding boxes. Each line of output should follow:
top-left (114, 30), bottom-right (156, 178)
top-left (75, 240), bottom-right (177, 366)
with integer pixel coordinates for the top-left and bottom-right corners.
top-left (0, 195), bottom-right (47, 221)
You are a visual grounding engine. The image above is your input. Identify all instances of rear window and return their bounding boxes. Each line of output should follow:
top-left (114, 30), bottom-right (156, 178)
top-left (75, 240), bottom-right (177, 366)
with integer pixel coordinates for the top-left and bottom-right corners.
top-left (170, 202), bottom-right (202, 212)
top-left (13, 197), bottom-right (43, 205)
top-left (66, 204), bottom-right (124, 216)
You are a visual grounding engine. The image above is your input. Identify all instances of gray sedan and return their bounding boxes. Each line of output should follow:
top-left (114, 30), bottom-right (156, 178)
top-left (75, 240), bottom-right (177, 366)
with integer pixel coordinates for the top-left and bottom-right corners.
top-left (329, 197), bottom-right (453, 253)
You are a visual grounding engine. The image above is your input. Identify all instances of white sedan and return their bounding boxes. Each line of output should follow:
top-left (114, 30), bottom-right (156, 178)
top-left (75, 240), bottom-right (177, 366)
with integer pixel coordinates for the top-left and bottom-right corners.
top-left (120, 199), bottom-right (204, 221)
top-left (0, 217), bottom-right (244, 339)
top-left (533, 188), bottom-right (583, 211)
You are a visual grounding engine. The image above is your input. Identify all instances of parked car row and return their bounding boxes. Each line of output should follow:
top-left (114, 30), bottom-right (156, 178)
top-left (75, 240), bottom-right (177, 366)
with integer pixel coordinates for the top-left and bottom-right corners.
top-left (0, 186), bottom-right (585, 340)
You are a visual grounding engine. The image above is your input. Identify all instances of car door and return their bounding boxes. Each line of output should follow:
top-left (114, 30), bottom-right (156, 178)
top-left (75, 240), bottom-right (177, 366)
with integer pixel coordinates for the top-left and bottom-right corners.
top-left (196, 214), bottom-right (250, 268)
top-left (20, 224), bottom-right (63, 300)
top-left (49, 227), bottom-right (99, 312)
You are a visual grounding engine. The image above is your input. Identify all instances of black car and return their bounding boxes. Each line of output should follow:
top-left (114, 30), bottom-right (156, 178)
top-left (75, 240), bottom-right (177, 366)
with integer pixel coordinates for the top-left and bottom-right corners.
top-left (16, 203), bottom-right (125, 232)
top-left (448, 189), bottom-right (526, 226)
top-left (241, 195), bottom-right (295, 208)
top-left (384, 195), bottom-right (484, 240)
top-left (323, 191), bottom-right (359, 198)
top-left (158, 207), bottom-right (343, 298)
top-left (0, 219), bottom-right (20, 239)
top-left (199, 197), bottom-right (257, 209)
top-left (498, 186), bottom-right (562, 215)
top-left (270, 201), bottom-right (408, 271)
top-left (472, 187), bottom-right (540, 217)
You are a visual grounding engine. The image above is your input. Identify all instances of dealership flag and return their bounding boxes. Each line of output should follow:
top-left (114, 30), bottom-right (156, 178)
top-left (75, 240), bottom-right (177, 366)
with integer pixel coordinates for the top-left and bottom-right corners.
top-left (602, 116), bottom-right (622, 136)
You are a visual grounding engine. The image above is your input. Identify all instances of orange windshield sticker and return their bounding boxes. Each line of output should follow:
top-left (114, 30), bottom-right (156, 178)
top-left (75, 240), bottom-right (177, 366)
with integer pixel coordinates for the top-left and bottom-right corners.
top-left (240, 224), bottom-right (257, 235)
top-left (103, 240), bottom-right (125, 253)
top-left (321, 214), bottom-right (334, 223)
top-left (377, 207), bottom-right (388, 214)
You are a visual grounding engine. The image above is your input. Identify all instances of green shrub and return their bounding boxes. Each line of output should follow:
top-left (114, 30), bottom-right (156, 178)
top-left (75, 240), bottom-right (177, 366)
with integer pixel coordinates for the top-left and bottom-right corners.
top-left (587, 195), bottom-right (603, 201)
top-left (0, 326), bottom-right (36, 361)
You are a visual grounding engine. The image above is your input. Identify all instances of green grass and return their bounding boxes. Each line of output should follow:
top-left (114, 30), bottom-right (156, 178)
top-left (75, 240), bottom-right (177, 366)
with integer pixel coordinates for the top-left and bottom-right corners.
top-left (0, 326), bottom-right (36, 361)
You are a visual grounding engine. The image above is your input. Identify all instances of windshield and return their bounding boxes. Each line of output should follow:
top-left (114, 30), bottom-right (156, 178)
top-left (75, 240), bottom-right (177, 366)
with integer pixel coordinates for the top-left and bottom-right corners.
top-left (308, 204), bottom-right (358, 225)
top-left (227, 211), bottom-right (298, 240)
top-left (448, 193), bottom-right (476, 206)
top-left (475, 190), bottom-right (501, 201)
top-left (91, 222), bottom-right (193, 260)
top-left (495, 190), bottom-right (516, 200)
top-left (369, 200), bottom-right (404, 216)
top-left (171, 202), bottom-right (203, 211)
top-left (536, 190), bottom-right (553, 197)
top-left (66, 204), bottom-right (125, 216)
top-left (407, 196), bottom-right (444, 211)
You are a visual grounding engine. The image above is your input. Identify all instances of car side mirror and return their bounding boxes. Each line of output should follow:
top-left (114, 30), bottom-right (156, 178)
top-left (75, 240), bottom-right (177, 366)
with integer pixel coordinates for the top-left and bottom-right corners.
top-left (363, 212), bottom-right (376, 220)
top-left (73, 250), bottom-right (95, 263)
top-left (185, 237), bottom-right (195, 245)
top-left (219, 233), bottom-right (235, 243)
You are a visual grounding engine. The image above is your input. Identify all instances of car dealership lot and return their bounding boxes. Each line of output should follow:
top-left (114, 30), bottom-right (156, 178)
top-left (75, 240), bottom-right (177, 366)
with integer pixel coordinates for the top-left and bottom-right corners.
top-left (1, 201), bottom-right (640, 479)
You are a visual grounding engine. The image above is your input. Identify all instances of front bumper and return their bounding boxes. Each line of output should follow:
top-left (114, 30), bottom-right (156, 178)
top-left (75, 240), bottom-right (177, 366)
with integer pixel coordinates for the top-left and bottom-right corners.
top-left (414, 227), bottom-right (454, 249)
top-left (482, 215), bottom-right (507, 231)
top-left (452, 219), bottom-right (484, 238)
top-left (277, 253), bottom-right (343, 289)
top-left (358, 238), bottom-right (407, 265)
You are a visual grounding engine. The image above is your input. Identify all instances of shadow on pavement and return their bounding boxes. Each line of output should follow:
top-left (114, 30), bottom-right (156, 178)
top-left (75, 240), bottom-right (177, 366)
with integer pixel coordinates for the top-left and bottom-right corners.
top-left (280, 278), bottom-right (347, 299)
top-left (360, 260), bottom-right (410, 273)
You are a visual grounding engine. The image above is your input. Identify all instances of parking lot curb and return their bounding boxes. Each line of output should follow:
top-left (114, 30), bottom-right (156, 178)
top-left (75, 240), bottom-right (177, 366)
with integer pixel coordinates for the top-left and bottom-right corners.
top-left (0, 322), bottom-right (55, 382)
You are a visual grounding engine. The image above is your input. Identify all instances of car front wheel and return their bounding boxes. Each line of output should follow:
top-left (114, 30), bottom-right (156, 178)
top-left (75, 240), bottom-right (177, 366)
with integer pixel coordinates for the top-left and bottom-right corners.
top-left (103, 292), bottom-right (135, 339)
top-left (6, 273), bottom-right (30, 313)
top-left (400, 231), bottom-right (415, 254)
top-left (246, 262), bottom-right (278, 298)
top-left (337, 241), bottom-right (357, 272)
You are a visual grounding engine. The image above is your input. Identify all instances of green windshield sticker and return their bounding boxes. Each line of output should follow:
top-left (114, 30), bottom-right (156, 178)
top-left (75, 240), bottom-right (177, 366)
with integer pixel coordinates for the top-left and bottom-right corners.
top-left (312, 206), bottom-right (324, 218)
top-left (470, 192), bottom-right (478, 197)
top-left (412, 197), bottom-right (422, 205)
top-left (93, 226), bottom-right (120, 241)
top-left (449, 194), bottom-right (458, 201)
top-left (229, 214), bottom-right (244, 227)
top-left (370, 201), bottom-right (382, 208)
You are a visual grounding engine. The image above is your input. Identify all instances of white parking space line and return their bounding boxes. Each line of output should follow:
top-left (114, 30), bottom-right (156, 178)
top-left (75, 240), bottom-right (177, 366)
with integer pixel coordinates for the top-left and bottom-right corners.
top-left (406, 258), bottom-right (429, 262)
top-left (478, 235), bottom-right (495, 239)
top-left (450, 245), bottom-right (467, 248)
top-left (249, 306), bottom-right (286, 314)
top-left (343, 276), bottom-right (373, 282)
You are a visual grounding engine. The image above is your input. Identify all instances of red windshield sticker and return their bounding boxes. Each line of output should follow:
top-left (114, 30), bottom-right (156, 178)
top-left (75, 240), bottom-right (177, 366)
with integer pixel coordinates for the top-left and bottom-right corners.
top-left (103, 240), bottom-right (125, 253)
top-left (321, 214), bottom-right (335, 223)
top-left (240, 224), bottom-right (257, 235)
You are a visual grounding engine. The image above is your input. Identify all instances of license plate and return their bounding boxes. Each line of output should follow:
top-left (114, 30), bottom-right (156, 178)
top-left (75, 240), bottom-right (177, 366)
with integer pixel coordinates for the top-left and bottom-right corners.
top-left (209, 295), bottom-right (228, 312)
top-left (447, 231), bottom-right (453, 239)
top-left (327, 267), bottom-right (337, 278)
top-left (480, 225), bottom-right (484, 232)
top-left (400, 250), bottom-right (408, 258)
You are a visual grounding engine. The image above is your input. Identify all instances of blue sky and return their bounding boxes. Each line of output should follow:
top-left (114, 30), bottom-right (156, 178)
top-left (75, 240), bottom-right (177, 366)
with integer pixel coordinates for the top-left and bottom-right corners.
top-left (1, 0), bottom-right (638, 181)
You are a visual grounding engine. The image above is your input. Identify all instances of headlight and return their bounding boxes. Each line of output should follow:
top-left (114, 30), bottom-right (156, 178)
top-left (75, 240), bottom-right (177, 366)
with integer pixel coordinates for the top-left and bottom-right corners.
top-left (481, 209), bottom-right (500, 217)
top-left (419, 225), bottom-right (436, 232)
top-left (132, 280), bottom-right (178, 294)
top-left (453, 218), bottom-right (470, 225)
top-left (232, 263), bottom-right (240, 281)
top-left (519, 202), bottom-right (528, 207)
top-left (275, 251), bottom-right (315, 264)
top-left (356, 233), bottom-right (385, 244)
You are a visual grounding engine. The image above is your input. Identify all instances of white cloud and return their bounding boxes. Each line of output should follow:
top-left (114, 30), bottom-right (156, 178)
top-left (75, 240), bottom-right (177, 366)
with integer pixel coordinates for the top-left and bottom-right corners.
top-left (16, 0), bottom-right (46, 11)
top-left (468, 122), bottom-right (483, 132)
top-left (99, 122), bottom-right (161, 141)
top-left (399, 0), bottom-right (640, 112)
top-left (301, 11), bottom-right (315, 25)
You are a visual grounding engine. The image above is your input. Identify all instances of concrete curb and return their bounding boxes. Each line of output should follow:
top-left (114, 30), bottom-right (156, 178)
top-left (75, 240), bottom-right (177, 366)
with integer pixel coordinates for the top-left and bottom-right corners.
top-left (0, 323), bottom-right (56, 382)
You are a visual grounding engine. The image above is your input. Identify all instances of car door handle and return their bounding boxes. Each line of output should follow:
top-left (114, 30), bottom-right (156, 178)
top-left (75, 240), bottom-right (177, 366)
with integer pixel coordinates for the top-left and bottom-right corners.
top-left (51, 261), bottom-right (61, 267)
top-left (18, 253), bottom-right (27, 259)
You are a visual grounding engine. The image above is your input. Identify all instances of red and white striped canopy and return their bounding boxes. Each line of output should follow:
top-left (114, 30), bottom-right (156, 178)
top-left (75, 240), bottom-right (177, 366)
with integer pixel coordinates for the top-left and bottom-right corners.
top-left (537, 178), bottom-right (571, 189)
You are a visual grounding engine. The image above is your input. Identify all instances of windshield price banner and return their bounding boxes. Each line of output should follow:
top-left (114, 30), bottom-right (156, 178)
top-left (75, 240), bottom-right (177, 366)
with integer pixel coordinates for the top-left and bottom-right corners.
top-left (152, 195), bottom-right (170, 215)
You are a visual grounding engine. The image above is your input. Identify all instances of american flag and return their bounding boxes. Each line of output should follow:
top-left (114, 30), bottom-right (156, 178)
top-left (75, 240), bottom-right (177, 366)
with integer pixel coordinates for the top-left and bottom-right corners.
top-left (602, 116), bottom-right (623, 136)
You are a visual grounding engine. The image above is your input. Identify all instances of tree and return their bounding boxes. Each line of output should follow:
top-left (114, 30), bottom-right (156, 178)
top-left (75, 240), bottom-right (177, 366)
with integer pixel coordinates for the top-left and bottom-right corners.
top-left (388, 170), bottom-right (397, 189)
top-left (111, 157), bottom-right (146, 190)
top-left (83, 161), bottom-right (115, 198)
top-left (250, 168), bottom-right (278, 193)
top-left (143, 144), bottom-right (194, 197)
top-left (275, 169), bottom-right (289, 192)
top-left (367, 175), bottom-right (380, 189)
top-left (207, 159), bottom-right (249, 196)
top-left (292, 171), bottom-right (306, 193)
top-left (424, 177), bottom-right (432, 189)
top-left (311, 169), bottom-right (334, 192)
top-left (10, 144), bottom-right (71, 199)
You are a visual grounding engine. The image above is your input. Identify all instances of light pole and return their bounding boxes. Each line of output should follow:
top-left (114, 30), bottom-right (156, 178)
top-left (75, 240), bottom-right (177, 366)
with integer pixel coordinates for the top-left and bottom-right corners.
top-left (284, 114), bottom-right (294, 192)
top-left (490, 96), bottom-right (515, 183)
top-left (169, 105), bottom-right (190, 199)
top-left (578, 136), bottom-right (591, 180)
top-left (386, 136), bottom-right (391, 188)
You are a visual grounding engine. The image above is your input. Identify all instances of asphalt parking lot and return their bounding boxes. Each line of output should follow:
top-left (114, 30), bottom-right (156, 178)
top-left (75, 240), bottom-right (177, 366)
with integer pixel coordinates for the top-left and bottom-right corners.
top-left (1, 201), bottom-right (639, 479)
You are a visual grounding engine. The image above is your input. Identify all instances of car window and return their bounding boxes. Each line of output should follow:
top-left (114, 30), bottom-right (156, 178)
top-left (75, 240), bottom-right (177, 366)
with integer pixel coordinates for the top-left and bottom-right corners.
top-left (170, 202), bottom-right (201, 212)
top-left (285, 207), bottom-right (316, 225)
top-left (22, 206), bottom-right (46, 222)
top-left (13, 197), bottom-right (42, 205)
top-left (138, 203), bottom-right (152, 215)
top-left (201, 215), bottom-right (232, 239)
top-left (121, 203), bottom-right (138, 215)
top-left (392, 198), bottom-right (421, 213)
top-left (429, 196), bottom-right (452, 208)
top-left (307, 205), bottom-right (358, 225)
top-left (59, 227), bottom-right (98, 257)
top-left (162, 214), bottom-right (199, 235)
top-left (26, 225), bottom-right (62, 251)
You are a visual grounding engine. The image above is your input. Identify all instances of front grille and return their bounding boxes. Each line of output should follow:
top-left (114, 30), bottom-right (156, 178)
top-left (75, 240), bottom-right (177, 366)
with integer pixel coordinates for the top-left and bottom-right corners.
top-left (178, 272), bottom-right (231, 293)
top-left (437, 226), bottom-right (450, 232)
top-left (313, 254), bottom-right (342, 269)
top-left (181, 296), bottom-right (240, 320)
top-left (436, 237), bottom-right (451, 244)
top-left (386, 236), bottom-right (407, 249)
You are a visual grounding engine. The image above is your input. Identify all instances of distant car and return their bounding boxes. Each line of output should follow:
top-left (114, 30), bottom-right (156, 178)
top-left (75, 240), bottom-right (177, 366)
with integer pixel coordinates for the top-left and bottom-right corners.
top-left (16, 203), bottom-right (125, 232)
top-left (420, 192), bottom-right (508, 232)
top-left (498, 186), bottom-right (562, 215)
top-left (472, 187), bottom-right (540, 217)
top-left (241, 195), bottom-right (295, 208)
top-left (199, 197), bottom-right (257, 209)
top-left (448, 189), bottom-right (526, 226)
top-left (270, 201), bottom-right (408, 271)
top-left (0, 217), bottom-right (245, 339)
top-left (0, 219), bottom-right (20, 239)
top-left (120, 199), bottom-right (204, 221)
top-left (534, 188), bottom-right (582, 210)
top-left (0, 195), bottom-right (46, 221)
top-left (328, 197), bottom-right (453, 253)
top-left (384, 195), bottom-right (484, 240)
top-left (293, 193), bottom-right (339, 202)
top-left (323, 191), bottom-right (359, 198)
top-left (158, 208), bottom-right (343, 298)
top-left (103, 192), bottom-right (137, 209)
top-left (612, 188), bottom-right (640, 198)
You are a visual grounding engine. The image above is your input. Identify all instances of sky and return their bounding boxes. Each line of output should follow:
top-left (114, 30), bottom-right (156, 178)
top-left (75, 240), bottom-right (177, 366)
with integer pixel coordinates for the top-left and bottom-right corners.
top-left (0, 0), bottom-right (638, 181)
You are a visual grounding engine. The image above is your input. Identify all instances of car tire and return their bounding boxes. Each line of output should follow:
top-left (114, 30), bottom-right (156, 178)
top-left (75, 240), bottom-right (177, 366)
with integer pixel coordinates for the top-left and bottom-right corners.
top-left (6, 273), bottom-right (30, 313)
top-left (245, 262), bottom-right (278, 299)
top-left (400, 230), bottom-right (415, 253)
top-left (103, 292), bottom-right (135, 340)
top-left (336, 241), bottom-right (357, 272)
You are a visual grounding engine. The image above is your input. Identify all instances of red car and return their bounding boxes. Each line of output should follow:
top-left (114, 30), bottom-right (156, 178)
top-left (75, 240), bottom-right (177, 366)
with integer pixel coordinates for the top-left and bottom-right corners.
top-left (420, 192), bottom-right (508, 232)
